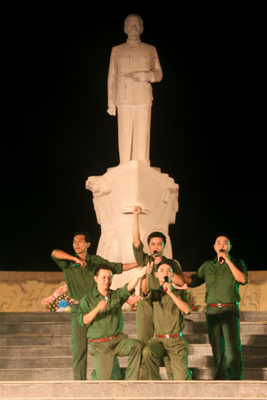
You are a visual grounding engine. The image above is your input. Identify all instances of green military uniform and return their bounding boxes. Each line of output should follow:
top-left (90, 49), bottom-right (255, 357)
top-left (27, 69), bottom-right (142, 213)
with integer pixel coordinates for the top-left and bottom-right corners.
top-left (51, 252), bottom-right (123, 380)
top-left (133, 241), bottom-right (183, 379)
top-left (189, 257), bottom-right (248, 380)
top-left (142, 287), bottom-right (191, 380)
top-left (78, 284), bottom-right (143, 380)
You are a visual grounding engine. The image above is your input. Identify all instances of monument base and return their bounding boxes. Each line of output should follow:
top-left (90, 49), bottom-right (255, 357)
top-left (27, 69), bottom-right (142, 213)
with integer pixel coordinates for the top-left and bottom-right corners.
top-left (86, 160), bottom-right (179, 264)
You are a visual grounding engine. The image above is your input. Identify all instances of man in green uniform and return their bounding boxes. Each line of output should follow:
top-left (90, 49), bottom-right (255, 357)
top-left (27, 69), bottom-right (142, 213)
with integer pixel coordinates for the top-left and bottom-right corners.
top-left (132, 206), bottom-right (185, 379)
top-left (182, 233), bottom-right (248, 380)
top-left (78, 264), bottom-right (147, 380)
top-left (51, 231), bottom-right (137, 380)
top-left (141, 261), bottom-right (191, 380)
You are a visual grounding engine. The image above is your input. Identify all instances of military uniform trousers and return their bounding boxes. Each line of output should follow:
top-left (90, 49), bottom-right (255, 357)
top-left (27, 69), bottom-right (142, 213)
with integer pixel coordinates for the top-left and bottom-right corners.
top-left (136, 300), bottom-right (174, 380)
top-left (71, 306), bottom-right (88, 380)
top-left (142, 335), bottom-right (191, 381)
top-left (206, 304), bottom-right (243, 380)
top-left (89, 333), bottom-right (142, 380)
top-left (71, 306), bottom-right (121, 380)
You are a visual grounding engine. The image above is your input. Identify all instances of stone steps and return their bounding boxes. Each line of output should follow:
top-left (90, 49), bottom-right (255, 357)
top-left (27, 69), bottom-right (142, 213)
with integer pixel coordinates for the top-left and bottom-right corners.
top-left (1, 367), bottom-right (267, 382)
top-left (1, 343), bottom-right (265, 357)
top-left (1, 321), bottom-right (266, 336)
top-left (0, 311), bottom-right (266, 399)
top-left (2, 354), bottom-right (267, 369)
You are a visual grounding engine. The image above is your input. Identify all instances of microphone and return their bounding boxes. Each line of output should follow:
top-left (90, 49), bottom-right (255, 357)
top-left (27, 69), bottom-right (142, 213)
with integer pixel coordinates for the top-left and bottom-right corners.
top-left (153, 250), bottom-right (159, 258)
top-left (219, 249), bottom-right (225, 263)
top-left (72, 260), bottom-right (87, 267)
top-left (105, 293), bottom-right (111, 302)
top-left (100, 293), bottom-right (110, 313)
top-left (163, 276), bottom-right (169, 291)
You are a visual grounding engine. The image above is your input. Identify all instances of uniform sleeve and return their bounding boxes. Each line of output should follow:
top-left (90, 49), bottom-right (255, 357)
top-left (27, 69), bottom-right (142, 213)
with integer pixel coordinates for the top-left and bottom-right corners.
top-left (50, 254), bottom-right (69, 270)
top-left (172, 289), bottom-right (190, 330)
top-left (234, 258), bottom-right (248, 285)
top-left (92, 255), bottom-right (123, 275)
top-left (132, 241), bottom-right (150, 267)
top-left (78, 295), bottom-right (92, 327)
top-left (118, 284), bottom-right (132, 305)
top-left (171, 259), bottom-right (182, 274)
top-left (188, 264), bottom-right (206, 288)
top-left (105, 259), bottom-right (123, 275)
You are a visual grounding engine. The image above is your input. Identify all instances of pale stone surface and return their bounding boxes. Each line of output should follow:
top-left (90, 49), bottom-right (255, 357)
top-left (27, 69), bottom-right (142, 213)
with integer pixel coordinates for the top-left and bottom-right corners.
top-left (0, 381), bottom-right (266, 399)
top-left (86, 160), bottom-right (178, 265)
top-left (1, 271), bottom-right (266, 312)
top-left (107, 14), bottom-right (163, 165)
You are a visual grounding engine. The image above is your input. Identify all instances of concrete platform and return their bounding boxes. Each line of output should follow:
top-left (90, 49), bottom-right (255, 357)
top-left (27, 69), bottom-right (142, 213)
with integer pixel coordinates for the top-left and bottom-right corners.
top-left (0, 381), bottom-right (266, 400)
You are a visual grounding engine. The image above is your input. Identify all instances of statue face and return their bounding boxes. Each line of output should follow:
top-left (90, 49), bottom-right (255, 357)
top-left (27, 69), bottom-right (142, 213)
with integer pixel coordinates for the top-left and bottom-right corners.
top-left (124, 15), bottom-right (143, 39)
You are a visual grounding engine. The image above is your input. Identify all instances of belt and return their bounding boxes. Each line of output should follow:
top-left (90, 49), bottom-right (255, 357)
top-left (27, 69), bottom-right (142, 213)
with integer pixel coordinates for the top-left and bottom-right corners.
top-left (72, 300), bottom-right (81, 305)
top-left (155, 333), bottom-right (181, 339)
top-left (208, 302), bottom-right (237, 308)
top-left (90, 333), bottom-right (123, 343)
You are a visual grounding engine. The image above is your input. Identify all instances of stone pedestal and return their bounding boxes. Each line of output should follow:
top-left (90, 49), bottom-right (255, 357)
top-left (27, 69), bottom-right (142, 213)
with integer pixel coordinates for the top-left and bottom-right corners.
top-left (86, 160), bottom-right (179, 264)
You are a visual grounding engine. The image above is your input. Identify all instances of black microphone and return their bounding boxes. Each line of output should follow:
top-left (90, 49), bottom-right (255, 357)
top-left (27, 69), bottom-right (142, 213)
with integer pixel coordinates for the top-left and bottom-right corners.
top-left (163, 276), bottom-right (169, 291)
top-left (219, 249), bottom-right (225, 263)
top-left (153, 250), bottom-right (159, 258)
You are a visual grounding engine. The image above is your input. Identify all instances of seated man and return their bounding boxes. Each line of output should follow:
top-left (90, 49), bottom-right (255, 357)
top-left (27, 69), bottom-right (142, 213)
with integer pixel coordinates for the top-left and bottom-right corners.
top-left (78, 264), bottom-right (147, 380)
top-left (132, 206), bottom-right (185, 379)
top-left (141, 261), bottom-right (191, 380)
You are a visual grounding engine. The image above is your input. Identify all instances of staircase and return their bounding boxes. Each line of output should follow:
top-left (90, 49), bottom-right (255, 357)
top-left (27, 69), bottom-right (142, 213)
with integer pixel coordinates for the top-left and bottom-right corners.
top-left (0, 311), bottom-right (266, 399)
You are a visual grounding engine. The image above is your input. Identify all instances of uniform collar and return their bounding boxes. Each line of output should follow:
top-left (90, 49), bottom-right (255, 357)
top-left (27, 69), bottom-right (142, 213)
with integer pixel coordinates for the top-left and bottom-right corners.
top-left (93, 287), bottom-right (110, 299)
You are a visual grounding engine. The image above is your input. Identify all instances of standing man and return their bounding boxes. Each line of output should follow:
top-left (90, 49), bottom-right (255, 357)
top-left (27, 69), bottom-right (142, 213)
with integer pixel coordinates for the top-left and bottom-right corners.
top-left (132, 206), bottom-right (185, 379)
top-left (141, 261), bottom-right (191, 380)
top-left (78, 264), bottom-right (147, 380)
top-left (182, 233), bottom-right (248, 380)
top-left (51, 231), bottom-right (137, 380)
top-left (107, 14), bottom-right (163, 165)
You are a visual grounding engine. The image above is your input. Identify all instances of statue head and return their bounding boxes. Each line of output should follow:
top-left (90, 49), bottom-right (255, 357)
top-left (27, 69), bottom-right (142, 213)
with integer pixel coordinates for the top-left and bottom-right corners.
top-left (124, 14), bottom-right (144, 39)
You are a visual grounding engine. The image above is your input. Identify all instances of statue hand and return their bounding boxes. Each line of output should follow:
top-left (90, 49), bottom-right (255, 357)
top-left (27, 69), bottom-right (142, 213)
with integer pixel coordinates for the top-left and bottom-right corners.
top-left (133, 71), bottom-right (152, 82)
top-left (107, 106), bottom-right (116, 116)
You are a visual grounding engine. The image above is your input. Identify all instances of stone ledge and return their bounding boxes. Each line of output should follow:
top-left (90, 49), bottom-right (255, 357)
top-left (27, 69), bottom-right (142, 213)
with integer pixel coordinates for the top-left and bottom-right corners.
top-left (0, 271), bottom-right (267, 312)
top-left (0, 380), bottom-right (266, 399)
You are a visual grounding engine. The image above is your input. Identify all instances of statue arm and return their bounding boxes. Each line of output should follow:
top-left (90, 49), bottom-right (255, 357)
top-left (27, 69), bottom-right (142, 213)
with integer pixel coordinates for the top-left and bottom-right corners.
top-left (107, 48), bottom-right (117, 115)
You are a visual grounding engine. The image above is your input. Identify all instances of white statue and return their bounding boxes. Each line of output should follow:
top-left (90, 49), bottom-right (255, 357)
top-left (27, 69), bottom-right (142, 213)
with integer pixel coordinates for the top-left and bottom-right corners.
top-left (107, 14), bottom-right (163, 165)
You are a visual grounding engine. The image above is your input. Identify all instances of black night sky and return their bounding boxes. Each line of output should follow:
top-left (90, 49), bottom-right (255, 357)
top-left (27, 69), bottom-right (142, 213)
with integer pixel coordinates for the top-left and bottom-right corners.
top-left (1, 6), bottom-right (264, 273)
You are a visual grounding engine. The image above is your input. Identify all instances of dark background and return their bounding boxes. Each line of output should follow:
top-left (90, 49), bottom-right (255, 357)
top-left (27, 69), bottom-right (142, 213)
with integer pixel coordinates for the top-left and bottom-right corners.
top-left (1, 6), bottom-right (264, 272)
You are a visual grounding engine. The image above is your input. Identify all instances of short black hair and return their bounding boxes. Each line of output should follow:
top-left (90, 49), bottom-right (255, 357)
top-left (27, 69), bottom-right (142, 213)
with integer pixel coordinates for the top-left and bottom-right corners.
top-left (94, 264), bottom-right (115, 277)
top-left (74, 231), bottom-right (92, 243)
top-left (215, 232), bottom-right (231, 243)
top-left (156, 260), bottom-right (173, 271)
top-left (147, 231), bottom-right (166, 245)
